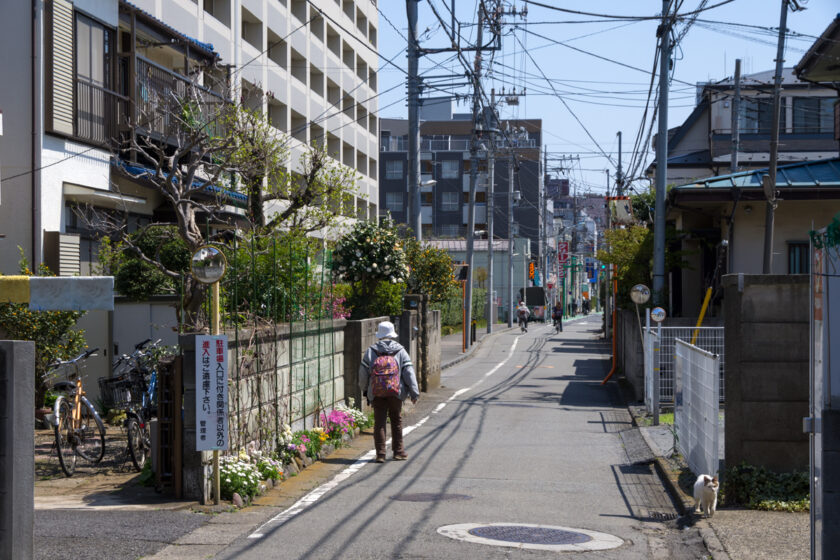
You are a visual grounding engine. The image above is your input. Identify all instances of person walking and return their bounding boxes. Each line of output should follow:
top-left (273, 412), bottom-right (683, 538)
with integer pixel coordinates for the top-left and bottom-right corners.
top-left (516, 301), bottom-right (531, 332)
top-left (358, 321), bottom-right (419, 463)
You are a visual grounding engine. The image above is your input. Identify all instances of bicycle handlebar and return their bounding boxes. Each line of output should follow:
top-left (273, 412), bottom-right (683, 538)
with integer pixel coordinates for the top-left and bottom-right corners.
top-left (45, 347), bottom-right (99, 375)
top-left (135, 338), bottom-right (152, 350)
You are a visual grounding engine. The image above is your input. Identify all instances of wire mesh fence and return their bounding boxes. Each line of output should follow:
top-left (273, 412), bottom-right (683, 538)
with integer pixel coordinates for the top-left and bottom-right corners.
top-left (646, 326), bottom-right (725, 404)
top-left (674, 339), bottom-right (721, 478)
top-left (191, 234), bottom-right (347, 455)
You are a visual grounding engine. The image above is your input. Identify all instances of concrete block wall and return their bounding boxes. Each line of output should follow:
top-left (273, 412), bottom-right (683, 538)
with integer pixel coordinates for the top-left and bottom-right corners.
top-left (0, 341), bottom-right (36, 560)
top-left (344, 317), bottom-right (390, 413)
top-left (723, 274), bottom-right (809, 473)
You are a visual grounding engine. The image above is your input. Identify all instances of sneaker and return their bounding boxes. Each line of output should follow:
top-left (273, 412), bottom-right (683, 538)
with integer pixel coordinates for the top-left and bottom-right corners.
top-left (393, 454), bottom-right (408, 461)
top-left (375, 456), bottom-right (385, 463)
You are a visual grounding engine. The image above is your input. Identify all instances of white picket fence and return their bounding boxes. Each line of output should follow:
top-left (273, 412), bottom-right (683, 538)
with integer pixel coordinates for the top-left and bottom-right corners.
top-left (674, 339), bottom-right (721, 478)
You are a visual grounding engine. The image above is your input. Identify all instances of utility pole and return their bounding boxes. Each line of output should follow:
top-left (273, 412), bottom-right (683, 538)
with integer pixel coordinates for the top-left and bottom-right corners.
top-left (652, 0), bottom-right (671, 306)
top-left (605, 170), bottom-right (611, 339)
top-left (508, 154), bottom-right (515, 328)
top-left (763, 0), bottom-right (797, 274)
top-left (406, 0), bottom-right (422, 240)
top-left (464, 3), bottom-right (484, 350)
top-left (616, 131), bottom-right (623, 196)
top-left (731, 59), bottom-right (741, 174)
top-left (486, 90), bottom-right (496, 333)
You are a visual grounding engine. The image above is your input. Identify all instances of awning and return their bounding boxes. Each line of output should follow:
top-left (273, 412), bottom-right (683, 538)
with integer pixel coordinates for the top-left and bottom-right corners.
top-left (63, 183), bottom-right (147, 210)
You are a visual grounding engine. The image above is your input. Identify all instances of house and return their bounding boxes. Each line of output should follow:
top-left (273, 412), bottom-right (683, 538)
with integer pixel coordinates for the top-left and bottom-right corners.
top-left (666, 157), bottom-right (840, 317)
top-left (378, 99), bottom-right (545, 262)
top-left (648, 68), bottom-right (839, 186)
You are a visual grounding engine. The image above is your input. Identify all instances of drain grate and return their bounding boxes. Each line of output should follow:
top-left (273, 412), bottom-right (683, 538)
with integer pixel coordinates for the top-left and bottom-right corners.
top-left (645, 511), bottom-right (678, 522)
top-left (467, 525), bottom-right (592, 545)
top-left (390, 493), bottom-right (472, 502)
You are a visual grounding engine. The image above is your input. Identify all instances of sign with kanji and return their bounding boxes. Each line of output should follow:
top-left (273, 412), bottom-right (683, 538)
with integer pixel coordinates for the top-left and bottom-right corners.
top-left (196, 335), bottom-right (229, 451)
top-left (529, 261), bottom-right (535, 279)
top-left (558, 242), bottom-right (569, 263)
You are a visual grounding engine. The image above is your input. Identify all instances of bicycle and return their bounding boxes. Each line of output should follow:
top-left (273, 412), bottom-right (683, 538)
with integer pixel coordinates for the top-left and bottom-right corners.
top-left (47, 348), bottom-right (106, 477)
top-left (99, 339), bottom-right (160, 471)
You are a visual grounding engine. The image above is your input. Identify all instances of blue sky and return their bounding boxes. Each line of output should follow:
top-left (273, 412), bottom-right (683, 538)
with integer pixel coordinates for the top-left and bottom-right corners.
top-left (373, 1), bottom-right (839, 195)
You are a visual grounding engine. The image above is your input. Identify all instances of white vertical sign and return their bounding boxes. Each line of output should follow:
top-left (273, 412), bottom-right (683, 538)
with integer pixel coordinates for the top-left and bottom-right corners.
top-left (196, 335), bottom-right (228, 451)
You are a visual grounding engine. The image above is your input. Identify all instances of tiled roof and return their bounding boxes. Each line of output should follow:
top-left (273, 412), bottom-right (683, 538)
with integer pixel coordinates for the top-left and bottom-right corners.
top-left (672, 157), bottom-right (840, 190)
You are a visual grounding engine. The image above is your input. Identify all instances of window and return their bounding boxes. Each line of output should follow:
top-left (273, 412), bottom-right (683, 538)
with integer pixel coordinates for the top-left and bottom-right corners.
top-left (76, 14), bottom-right (112, 88)
top-left (421, 192), bottom-right (433, 204)
top-left (441, 192), bottom-right (459, 211)
top-left (739, 97), bottom-right (785, 134)
top-left (789, 242), bottom-right (810, 274)
top-left (385, 159), bottom-right (403, 180)
top-left (463, 192), bottom-right (487, 203)
top-left (792, 97), bottom-right (835, 134)
top-left (440, 160), bottom-right (460, 179)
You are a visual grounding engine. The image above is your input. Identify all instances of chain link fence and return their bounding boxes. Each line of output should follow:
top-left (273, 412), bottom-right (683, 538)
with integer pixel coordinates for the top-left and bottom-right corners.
top-left (644, 325), bottom-right (725, 404)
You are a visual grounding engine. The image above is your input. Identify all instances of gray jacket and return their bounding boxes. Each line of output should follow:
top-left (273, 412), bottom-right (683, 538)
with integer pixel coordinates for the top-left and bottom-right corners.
top-left (358, 338), bottom-right (419, 402)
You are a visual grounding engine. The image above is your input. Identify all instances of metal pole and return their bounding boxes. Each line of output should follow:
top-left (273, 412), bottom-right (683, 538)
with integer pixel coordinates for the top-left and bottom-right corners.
top-left (652, 0), bottom-right (671, 306)
top-left (508, 154), bottom-right (515, 328)
top-left (616, 131), bottom-right (623, 196)
top-left (407, 0), bottom-right (422, 240)
top-left (464, 5), bottom-right (484, 349)
top-left (211, 281), bottom-right (220, 505)
top-left (763, 0), bottom-right (789, 274)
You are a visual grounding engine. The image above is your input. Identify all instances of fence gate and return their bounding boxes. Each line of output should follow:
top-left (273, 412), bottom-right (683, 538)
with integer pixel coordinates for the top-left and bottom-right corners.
top-left (674, 339), bottom-right (720, 478)
top-left (653, 326), bottom-right (724, 404)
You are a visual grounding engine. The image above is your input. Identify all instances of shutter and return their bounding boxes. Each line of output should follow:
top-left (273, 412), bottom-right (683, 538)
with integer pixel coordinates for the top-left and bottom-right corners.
top-left (46, 0), bottom-right (75, 136)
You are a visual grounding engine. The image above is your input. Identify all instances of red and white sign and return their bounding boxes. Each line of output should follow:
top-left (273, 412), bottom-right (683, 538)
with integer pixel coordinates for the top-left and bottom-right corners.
top-left (558, 242), bottom-right (569, 263)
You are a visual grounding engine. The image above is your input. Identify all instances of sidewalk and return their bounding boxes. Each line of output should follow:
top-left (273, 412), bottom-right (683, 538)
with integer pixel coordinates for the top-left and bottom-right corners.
top-left (627, 402), bottom-right (809, 560)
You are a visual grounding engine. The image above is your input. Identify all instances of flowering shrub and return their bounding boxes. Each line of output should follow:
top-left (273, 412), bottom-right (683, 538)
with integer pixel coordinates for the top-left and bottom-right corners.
top-left (335, 399), bottom-right (373, 429)
top-left (276, 424), bottom-right (297, 465)
top-left (321, 409), bottom-right (355, 443)
top-left (327, 294), bottom-right (351, 320)
top-left (220, 456), bottom-right (261, 500)
top-left (256, 456), bottom-right (284, 482)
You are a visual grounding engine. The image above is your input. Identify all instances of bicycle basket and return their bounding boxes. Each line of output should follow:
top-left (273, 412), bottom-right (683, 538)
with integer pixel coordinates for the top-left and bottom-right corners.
top-left (98, 374), bottom-right (144, 409)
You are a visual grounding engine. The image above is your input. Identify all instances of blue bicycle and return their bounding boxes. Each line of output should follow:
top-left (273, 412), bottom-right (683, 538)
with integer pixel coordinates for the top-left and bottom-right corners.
top-left (99, 339), bottom-right (160, 471)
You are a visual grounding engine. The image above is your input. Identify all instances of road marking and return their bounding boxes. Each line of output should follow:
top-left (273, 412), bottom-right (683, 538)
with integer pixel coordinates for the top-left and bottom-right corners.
top-left (248, 334), bottom-right (521, 540)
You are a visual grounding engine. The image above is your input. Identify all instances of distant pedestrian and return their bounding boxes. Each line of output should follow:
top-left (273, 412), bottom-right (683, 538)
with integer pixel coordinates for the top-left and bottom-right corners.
top-left (358, 321), bottom-right (419, 463)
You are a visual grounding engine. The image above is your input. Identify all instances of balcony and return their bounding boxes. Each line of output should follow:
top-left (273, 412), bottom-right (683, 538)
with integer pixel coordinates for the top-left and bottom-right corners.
top-left (74, 80), bottom-right (129, 147)
top-left (135, 57), bottom-right (227, 139)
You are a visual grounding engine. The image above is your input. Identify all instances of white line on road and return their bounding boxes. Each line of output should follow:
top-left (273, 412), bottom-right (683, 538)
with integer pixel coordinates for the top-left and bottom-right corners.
top-left (248, 334), bottom-right (520, 540)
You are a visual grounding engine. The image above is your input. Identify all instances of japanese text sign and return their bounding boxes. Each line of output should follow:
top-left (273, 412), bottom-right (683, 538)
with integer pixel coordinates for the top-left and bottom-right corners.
top-left (196, 335), bottom-right (229, 451)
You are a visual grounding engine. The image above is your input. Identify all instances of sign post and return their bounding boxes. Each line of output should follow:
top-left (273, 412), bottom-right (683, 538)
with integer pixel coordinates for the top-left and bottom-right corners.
top-left (191, 246), bottom-right (228, 505)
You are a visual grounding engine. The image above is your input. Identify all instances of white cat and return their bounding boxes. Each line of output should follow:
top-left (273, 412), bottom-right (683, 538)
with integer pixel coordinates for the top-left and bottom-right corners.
top-left (693, 474), bottom-right (719, 517)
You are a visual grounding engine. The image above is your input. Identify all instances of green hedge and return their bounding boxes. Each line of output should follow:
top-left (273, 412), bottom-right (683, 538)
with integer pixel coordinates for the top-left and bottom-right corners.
top-left (432, 288), bottom-right (486, 327)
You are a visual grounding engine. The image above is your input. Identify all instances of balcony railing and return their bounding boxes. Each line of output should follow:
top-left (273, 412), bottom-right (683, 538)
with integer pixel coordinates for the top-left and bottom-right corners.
top-left (75, 80), bottom-right (128, 147)
top-left (381, 135), bottom-right (537, 152)
top-left (136, 56), bottom-right (227, 139)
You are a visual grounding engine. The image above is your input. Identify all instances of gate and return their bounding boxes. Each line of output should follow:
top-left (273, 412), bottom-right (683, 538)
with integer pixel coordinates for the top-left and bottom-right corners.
top-left (645, 325), bottom-right (724, 404)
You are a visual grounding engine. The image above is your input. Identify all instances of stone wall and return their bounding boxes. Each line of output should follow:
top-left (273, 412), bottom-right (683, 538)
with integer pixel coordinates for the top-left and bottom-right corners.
top-left (343, 317), bottom-right (389, 413)
top-left (723, 274), bottom-right (809, 472)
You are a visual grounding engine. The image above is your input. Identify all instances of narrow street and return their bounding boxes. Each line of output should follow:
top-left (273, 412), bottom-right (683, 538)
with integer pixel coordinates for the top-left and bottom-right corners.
top-left (207, 316), bottom-right (707, 559)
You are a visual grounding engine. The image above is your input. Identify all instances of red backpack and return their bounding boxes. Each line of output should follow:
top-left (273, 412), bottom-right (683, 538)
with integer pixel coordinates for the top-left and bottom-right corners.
top-left (370, 351), bottom-right (401, 398)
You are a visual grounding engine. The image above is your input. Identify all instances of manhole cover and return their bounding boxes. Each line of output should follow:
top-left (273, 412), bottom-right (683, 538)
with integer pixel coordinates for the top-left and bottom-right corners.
top-left (390, 493), bottom-right (472, 502)
top-left (438, 523), bottom-right (624, 552)
top-left (468, 525), bottom-right (591, 545)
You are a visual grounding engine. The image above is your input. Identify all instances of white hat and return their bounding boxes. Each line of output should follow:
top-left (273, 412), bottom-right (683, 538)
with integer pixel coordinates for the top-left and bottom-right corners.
top-left (375, 321), bottom-right (397, 339)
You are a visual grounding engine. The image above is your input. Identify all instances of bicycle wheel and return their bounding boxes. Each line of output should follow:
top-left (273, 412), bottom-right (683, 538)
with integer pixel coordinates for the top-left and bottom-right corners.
top-left (54, 397), bottom-right (77, 477)
top-left (75, 397), bottom-right (106, 463)
top-left (126, 416), bottom-right (150, 471)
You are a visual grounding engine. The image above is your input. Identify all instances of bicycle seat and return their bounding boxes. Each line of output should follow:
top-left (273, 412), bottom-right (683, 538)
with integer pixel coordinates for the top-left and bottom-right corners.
top-left (52, 380), bottom-right (75, 392)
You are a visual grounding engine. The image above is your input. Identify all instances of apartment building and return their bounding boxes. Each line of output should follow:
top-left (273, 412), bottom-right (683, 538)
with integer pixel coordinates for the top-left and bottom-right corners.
top-left (378, 101), bottom-right (545, 261)
top-left (0, 0), bottom-right (378, 275)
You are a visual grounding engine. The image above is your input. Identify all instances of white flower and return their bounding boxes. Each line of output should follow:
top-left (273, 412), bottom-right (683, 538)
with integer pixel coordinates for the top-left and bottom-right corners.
top-left (372, 263), bottom-right (377, 269)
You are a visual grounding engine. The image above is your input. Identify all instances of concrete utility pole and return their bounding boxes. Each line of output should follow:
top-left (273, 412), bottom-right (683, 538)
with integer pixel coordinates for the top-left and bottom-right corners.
top-left (731, 59), bottom-right (741, 174)
top-left (616, 131), bottom-right (623, 196)
top-left (652, 0), bottom-right (671, 306)
top-left (406, 0), bottom-right (422, 240)
top-left (508, 154), bottom-right (515, 327)
top-left (486, 94), bottom-right (495, 333)
top-left (464, 3), bottom-right (484, 350)
top-left (763, 0), bottom-right (795, 274)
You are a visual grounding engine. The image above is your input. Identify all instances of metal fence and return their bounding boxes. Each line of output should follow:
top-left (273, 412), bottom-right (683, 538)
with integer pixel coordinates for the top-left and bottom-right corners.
top-left (674, 339), bottom-right (721, 477)
top-left (644, 329), bottom-right (658, 414)
top-left (646, 326), bottom-right (724, 404)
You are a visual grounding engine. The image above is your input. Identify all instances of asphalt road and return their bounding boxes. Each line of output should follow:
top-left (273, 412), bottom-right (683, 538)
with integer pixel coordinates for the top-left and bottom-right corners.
top-left (214, 316), bottom-right (708, 559)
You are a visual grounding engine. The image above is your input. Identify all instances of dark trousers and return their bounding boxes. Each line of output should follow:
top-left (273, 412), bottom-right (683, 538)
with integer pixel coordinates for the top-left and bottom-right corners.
top-left (372, 396), bottom-right (404, 458)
